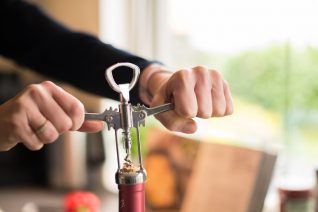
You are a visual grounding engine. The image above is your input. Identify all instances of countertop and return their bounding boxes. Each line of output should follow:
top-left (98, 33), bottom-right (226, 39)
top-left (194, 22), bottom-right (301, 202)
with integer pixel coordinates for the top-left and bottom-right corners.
top-left (0, 187), bottom-right (118, 212)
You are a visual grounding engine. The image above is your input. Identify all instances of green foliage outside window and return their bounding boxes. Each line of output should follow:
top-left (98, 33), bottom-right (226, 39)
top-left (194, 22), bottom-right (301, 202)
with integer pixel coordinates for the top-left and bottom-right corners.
top-left (223, 44), bottom-right (318, 112)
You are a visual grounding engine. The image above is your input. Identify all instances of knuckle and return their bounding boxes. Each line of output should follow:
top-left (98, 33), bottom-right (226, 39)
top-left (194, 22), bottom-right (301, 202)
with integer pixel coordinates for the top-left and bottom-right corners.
top-left (213, 105), bottom-right (226, 117)
top-left (9, 113), bottom-right (22, 130)
top-left (44, 130), bottom-right (59, 143)
top-left (67, 101), bottom-right (84, 130)
top-left (213, 111), bottom-right (225, 117)
top-left (68, 101), bottom-right (84, 118)
top-left (13, 98), bottom-right (25, 111)
top-left (41, 81), bottom-right (60, 94)
top-left (211, 70), bottom-right (223, 82)
top-left (192, 65), bottom-right (207, 72)
top-left (41, 80), bottom-right (56, 89)
top-left (193, 66), bottom-right (209, 75)
top-left (178, 108), bottom-right (195, 119)
top-left (56, 118), bottom-right (72, 133)
top-left (226, 105), bottom-right (234, 115)
top-left (193, 67), bottom-right (212, 88)
top-left (173, 69), bottom-right (191, 88)
top-left (176, 69), bottom-right (191, 80)
top-left (28, 143), bottom-right (43, 151)
top-left (27, 84), bottom-right (41, 93)
top-left (27, 84), bottom-right (46, 101)
top-left (197, 111), bottom-right (211, 119)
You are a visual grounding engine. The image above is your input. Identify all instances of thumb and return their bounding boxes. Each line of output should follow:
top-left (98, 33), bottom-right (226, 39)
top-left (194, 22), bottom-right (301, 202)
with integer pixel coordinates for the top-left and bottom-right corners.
top-left (151, 92), bottom-right (197, 134)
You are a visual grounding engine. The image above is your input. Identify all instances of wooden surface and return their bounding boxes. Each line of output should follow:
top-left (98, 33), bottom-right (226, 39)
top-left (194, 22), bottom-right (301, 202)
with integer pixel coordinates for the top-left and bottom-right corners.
top-left (181, 142), bottom-right (262, 212)
top-left (144, 128), bottom-right (274, 212)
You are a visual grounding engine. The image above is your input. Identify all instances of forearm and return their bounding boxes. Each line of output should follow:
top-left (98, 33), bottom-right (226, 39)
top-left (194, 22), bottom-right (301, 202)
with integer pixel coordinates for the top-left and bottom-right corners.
top-left (0, 0), bottom-right (153, 103)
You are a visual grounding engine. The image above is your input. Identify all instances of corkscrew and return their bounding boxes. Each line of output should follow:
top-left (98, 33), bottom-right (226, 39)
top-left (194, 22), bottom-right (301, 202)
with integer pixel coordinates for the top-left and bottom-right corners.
top-left (85, 62), bottom-right (173, 212)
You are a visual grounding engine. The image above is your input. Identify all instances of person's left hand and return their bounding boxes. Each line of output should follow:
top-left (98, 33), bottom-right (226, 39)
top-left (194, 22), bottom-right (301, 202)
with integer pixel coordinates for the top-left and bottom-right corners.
top-left (140, 64), bottom-right (233, 134)
top-left (0, 81), bottom-right (104, 151)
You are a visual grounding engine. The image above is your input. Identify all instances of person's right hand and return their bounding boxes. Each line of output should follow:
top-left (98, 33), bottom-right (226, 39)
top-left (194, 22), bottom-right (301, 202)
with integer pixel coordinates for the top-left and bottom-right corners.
top-left (0, 81), bottom-right (104, 151)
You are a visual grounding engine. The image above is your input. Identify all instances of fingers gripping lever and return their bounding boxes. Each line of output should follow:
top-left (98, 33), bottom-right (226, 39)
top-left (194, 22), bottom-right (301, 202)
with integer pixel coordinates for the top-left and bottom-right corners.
top-left (85, 102), bottom-right (174, 129)
top-left (84, 62), bottom-right (174, 129)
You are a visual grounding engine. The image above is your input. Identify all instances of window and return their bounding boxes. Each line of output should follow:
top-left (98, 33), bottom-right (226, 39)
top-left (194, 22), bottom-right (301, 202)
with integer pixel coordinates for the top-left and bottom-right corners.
top-left (164, 0), bottom-right (318, 152)
top-left (163, 0), bottom-right (318, 210)
top-left (100, 0), bottom-right (318, 209)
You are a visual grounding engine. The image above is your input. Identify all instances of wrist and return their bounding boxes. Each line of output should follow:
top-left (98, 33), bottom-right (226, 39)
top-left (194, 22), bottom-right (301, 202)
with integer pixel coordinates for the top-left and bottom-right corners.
top-left (139, 64), bottom-right (172, 104)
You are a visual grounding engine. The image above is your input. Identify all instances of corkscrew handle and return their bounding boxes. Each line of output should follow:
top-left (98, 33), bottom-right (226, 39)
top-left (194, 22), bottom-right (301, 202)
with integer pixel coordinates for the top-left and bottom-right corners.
top-left (105, 62), bottom-right (140, 93)
top-left (118, 183), bottom-right (145, 212)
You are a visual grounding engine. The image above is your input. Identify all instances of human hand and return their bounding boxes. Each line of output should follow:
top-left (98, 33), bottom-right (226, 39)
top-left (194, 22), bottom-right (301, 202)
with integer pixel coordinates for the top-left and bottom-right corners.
top-left (0, 81), bottom-right (103, 151)
top-left (140, 65), bottom-right (233, 134)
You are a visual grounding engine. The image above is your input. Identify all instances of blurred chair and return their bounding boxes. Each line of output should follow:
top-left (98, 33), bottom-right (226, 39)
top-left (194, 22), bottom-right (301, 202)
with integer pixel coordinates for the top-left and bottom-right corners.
top-left (144, 128), bottom-right (277, 212)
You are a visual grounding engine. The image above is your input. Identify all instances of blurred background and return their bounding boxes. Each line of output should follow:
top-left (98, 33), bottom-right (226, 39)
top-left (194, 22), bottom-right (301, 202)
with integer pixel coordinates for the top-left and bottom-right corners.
top-left (1, 0), bottom-right (318, 211)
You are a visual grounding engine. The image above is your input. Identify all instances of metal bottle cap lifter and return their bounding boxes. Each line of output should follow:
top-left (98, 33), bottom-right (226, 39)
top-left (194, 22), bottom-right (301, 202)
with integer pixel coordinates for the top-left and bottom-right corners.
top-left (85, 63), bottom-right (173, 212)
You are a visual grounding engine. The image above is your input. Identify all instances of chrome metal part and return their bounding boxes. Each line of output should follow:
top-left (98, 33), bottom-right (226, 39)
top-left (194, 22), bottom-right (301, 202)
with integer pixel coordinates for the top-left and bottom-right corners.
top-left (84, 62), bottom-right (174, 180)
top-left (85, 107), bottom-right (121, 130)
top-left (131, 103), bottom-right (174, 126)
top-left (105, 62), bottom-right (140, 93)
